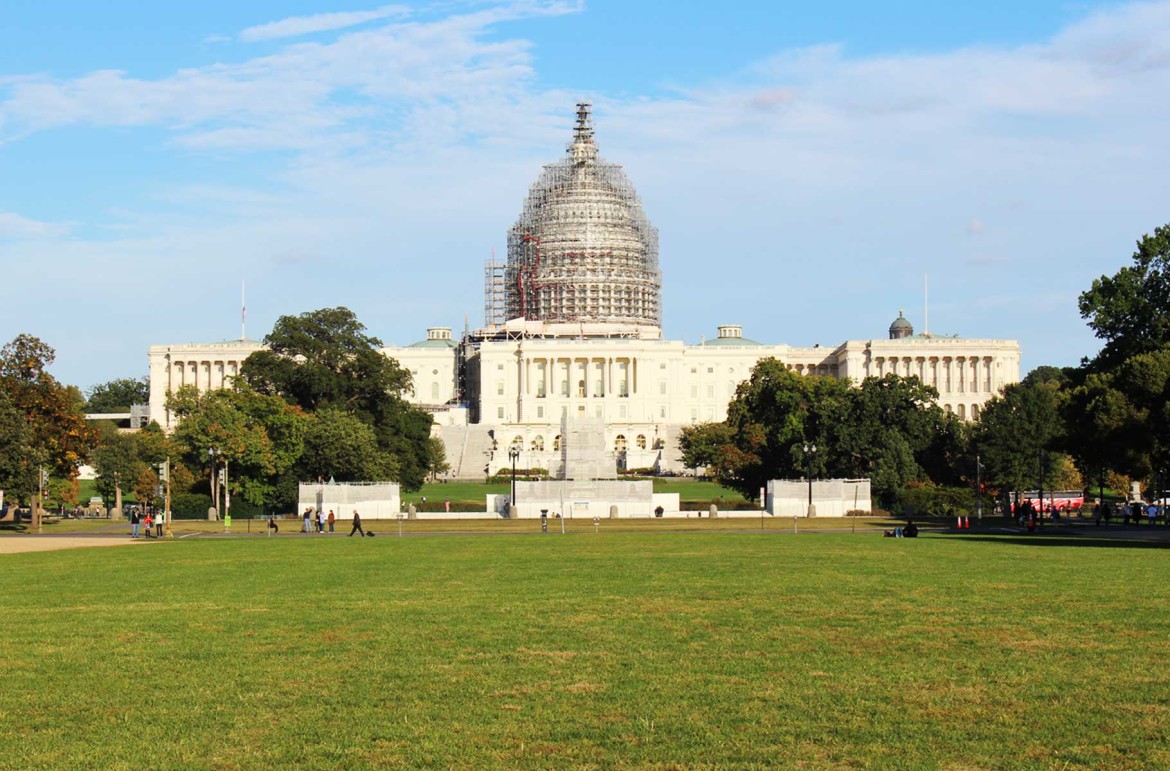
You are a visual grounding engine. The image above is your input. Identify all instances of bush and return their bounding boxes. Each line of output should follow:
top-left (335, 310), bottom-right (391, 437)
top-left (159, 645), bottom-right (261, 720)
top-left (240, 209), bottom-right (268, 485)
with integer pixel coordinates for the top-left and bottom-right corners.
top-left (681, 500), bottom-right (761, 511)
top-left (897, 485), bottom-right (973, 518)
top-left (171, 493), bottom-right (213, 520)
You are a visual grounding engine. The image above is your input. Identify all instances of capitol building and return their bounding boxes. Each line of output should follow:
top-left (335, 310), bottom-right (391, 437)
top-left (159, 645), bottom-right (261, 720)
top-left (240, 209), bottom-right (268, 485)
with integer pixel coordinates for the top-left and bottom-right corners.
top-left (149, 104), bottom-right (1020, 478)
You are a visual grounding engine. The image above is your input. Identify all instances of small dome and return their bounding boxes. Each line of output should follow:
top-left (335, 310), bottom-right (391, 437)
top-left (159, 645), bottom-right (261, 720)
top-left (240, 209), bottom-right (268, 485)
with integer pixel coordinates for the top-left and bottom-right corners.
top-left (889, 310), bottom-right (914, 339)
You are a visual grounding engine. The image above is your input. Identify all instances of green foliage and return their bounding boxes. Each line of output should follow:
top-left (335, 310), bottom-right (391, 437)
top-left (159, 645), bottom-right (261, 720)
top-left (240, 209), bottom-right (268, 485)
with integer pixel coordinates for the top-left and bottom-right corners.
top-left (241, 307), bottom-right (434, 491)
top-left (1079, 223), bottom-right (1170, 370)
top-left (84, 377), bottom-right (149, 413)
top-left (974, 378), bottom-right (1064, 494)
top-left (0, 334), bottom-right (99, 502)
top-left (298, 408), bottom-right (398, 484)
top-left (171, 492), bottom-right (213, 519)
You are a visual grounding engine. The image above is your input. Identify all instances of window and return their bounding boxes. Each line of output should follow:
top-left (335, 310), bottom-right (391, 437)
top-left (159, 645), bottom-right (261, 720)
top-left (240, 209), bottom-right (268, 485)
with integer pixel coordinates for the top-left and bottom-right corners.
top-left (578, 379), bottom-right (586, 397)
top-left (578, 405), bottom-right (585, 416)
top-left (614, 435), bottom-right (628, 452)
top-left (619, 405), bottom-right (626, 418)
top-left (532, 435), bottom-right (544, 451)
top-left (690, 367), bottom-right (697, 374)
top-left (512, 435), bottom-right (523, 448)
top-left (707, 367), bottom-right (714, 374)
top-left (496, 380), bottom-right (504, 396)
top-left (561, 380), bottom-right (569, 396)
top-left (690, 385), bottom-right (698, 398)
top-left (536, 405), bottom-right (544, 418)
top-left (659, 380), bottom-right (667, 395)
top-left (431, 383), bottom-right (439, 400)
top-left (659, 362), bottom-right (666, 370)
top-left (636, 434), bottom-right (647, 449)
top-left (690, 409), bottom-right (698, 422)
top-left (659, 406), bottom-right (666, 418)
top-left (706, 385), bottom-right (714, 398)
top-left (553, 435), bottom-right (561, 451)
top-left (497, 406), bottom-right (504, 419)
top-left (497, 363), bottom-right (504, 371)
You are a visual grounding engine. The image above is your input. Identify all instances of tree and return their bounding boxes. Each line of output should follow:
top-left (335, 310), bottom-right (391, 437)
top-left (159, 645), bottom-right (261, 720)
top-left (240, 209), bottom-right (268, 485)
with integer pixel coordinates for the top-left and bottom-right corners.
top-left (828, 374), bottom-right (944, 506)
top-left (1079, 223), bottom-right (1170, 370)
top-left (679, 422), bottom-right (737, 473)
top-left (426, 436), bottom-right (450, 481)
top-left (241, 307), bottom-right (434, 491)
top-left (169, 384), bottom-right (308, 509)
top-left (85, 377), bottom-right (149, 413)
top-left (0, 335), bottom-right (99, 523)
top-left (695, 358), bottom-right (851, 500)
top-left (297, 408), bottom-right (397, 484)
top-left (974, 379), bottom-right (1065, 498)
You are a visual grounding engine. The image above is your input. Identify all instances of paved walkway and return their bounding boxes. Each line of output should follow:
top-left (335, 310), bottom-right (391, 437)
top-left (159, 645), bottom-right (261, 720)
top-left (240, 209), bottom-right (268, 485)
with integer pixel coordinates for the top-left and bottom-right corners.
top-left (0, 534), bottom-right (145, 555)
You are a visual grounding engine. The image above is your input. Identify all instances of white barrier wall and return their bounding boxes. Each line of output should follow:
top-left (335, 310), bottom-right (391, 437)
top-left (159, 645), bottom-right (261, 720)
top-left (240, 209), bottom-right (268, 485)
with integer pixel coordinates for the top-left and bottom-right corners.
top-left (766, 479), bottom-right (872, 517)
top-left (490, 480), bottom-right (677, 519)
top-left (297, 482), bottom-right (401, 520)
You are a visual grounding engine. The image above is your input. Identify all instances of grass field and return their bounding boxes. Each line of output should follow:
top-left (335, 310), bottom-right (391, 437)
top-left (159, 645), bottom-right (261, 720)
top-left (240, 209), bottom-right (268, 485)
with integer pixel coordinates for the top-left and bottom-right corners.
top-left (1, 531), bottom-right (1166, 768)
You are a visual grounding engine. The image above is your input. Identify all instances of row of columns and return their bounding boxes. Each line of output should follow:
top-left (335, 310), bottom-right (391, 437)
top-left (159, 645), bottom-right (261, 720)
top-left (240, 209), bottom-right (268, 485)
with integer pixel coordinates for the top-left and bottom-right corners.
top-left (870, 355), bottom-right (998, 394)
top-left (516, 355), bottom-right (638, 399)
top-left (169, 359), bottom-right (242, 393)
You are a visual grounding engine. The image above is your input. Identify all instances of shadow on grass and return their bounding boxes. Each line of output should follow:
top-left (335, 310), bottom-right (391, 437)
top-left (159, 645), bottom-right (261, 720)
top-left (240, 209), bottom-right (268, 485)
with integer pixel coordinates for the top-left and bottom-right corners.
top-left (937, 533), bottom-right (1170, 550)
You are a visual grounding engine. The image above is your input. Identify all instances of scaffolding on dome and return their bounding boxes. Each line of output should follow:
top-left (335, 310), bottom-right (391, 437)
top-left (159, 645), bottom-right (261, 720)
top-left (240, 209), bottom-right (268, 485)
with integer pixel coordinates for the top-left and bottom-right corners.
top-left (484, 254), bottom-right (506, 328)
top-left (503, 102), bottom-right (662, 329)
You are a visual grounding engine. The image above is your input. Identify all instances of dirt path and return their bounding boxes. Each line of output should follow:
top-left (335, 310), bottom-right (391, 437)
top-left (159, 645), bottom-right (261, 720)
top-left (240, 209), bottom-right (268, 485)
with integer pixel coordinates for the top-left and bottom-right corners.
top-left (0, 536), bottom-right (144, 555)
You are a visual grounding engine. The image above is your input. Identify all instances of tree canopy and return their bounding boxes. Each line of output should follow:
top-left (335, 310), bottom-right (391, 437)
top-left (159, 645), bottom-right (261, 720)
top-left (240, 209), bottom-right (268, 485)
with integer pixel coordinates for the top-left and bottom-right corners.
top-left (240, 307), bottom-right (436, 491)
top-left (85, 377), bottom-right (150, 413)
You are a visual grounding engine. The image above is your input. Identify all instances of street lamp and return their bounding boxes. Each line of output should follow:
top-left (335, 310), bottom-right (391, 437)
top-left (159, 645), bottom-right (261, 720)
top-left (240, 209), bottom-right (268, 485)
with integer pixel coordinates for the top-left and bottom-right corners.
top-left (802, 443), bottom-right (818, 517)
top-left (508, 444), bottom-right (521, 518)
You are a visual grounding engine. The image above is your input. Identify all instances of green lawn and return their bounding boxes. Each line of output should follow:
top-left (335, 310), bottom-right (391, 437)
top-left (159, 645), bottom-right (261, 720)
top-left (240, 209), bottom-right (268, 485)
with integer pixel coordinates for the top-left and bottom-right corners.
top-left (1, 532), bottom-right (1166, 768)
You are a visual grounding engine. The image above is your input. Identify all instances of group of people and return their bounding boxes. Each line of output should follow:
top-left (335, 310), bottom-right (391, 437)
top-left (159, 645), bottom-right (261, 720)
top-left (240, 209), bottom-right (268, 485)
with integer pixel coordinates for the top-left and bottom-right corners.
top-left (1094, 500), bottom-right (1165, 527)
top-left (300, 507), bottom-right (366, 536)
top-left (129, 507), bottom-right (164, 538)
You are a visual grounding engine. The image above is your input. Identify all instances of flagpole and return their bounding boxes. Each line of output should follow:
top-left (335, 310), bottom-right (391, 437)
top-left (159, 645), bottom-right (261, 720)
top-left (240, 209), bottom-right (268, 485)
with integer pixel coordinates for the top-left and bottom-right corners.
top-left (241, 281), bottom-right (247, 341)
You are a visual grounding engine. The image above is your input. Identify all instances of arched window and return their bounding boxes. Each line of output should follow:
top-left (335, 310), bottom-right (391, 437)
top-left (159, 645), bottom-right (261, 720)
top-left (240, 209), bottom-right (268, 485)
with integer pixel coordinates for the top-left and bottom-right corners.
top-left (512, 435), bottom-right (523, 448)
top-left (532, 435), bottom-right (545, 452)
top-left (944, 404), bottom-right (953, 414)
top-left (971, 403), bottom-right (981, 420)
top-left (636, 434), bottom-right (647, 449)
top-left (957, 404), bottom-right (967, 420)
top-left (615, 435), bottom-right (628, 452)
top-left (553, 435), bottom-right (561, 451)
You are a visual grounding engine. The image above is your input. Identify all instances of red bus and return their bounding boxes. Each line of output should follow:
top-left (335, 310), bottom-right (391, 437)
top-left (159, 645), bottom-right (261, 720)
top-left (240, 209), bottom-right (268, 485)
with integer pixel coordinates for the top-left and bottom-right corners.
top-left (1014, 490), bottom-right (1085, 513)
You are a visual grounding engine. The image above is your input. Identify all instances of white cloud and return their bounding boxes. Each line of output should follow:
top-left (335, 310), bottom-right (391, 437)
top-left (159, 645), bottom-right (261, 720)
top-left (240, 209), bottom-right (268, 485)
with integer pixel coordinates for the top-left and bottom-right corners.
top-left (239, 4), bottom-right (411, 43)
top-left (0, 212), bottom-right (69, 240)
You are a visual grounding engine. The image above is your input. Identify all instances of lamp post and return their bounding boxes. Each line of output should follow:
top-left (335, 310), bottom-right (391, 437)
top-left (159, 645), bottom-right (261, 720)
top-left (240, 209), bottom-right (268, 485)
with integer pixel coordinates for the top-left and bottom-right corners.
top-left (976, 455), bottom-right (984, 521)
top-left (802, 443), bottom-right (818, 517)
top-left (508, 444), bottom-right (520, 519)
top-left (208, 447), bottom-right (222, 521)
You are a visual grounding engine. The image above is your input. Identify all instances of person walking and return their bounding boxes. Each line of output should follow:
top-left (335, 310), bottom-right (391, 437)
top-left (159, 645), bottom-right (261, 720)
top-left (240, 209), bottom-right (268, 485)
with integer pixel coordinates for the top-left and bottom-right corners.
top-left (349, 510), bottom-right (365, 537)
top-left (130, 508), bottom-right (140, 539)
top-left (327, 510), bottom-right (335, 533)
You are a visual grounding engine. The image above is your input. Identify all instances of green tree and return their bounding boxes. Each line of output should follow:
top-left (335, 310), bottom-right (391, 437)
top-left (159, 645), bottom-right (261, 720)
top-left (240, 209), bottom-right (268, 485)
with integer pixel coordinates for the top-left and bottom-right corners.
top-left (84, 377), bottom-right (149, 413)
top-left (298, 408), bottom-right (397, 484)
top-left (679, 422), bottom-right (738, 476)
top-left (710, 358), bottom-right (851, 499)
top-left (1079, 223), bottom-right (1170, 370)
top-left (828, 374), bottom-right (943, 506)
top-left (169, 384), bottom-right (307, 509)
top-left (241, 307), bottom-right (434, 491)
top-left (0, 335), bottom-right (99, 518)
top-left (974, 378), bottom-right (1065, 498)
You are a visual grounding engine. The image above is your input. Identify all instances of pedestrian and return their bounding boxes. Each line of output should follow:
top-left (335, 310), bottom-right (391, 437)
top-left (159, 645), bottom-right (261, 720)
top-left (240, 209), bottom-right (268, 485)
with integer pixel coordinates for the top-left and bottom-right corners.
top-left (317, 509), bottom-right (325, 533)
top-left (327, 509), bottom-right (335, 533)
top-left (143, 511), bottom-right (154, 538)
top-left (349, 509), bottom-right (365, 537)
top-left (224, 512), bottom-right (231, 532)
top-left (303, 507), bottom-right (312, 534)
top-left (444, 497), bottom-right (450, 513)
top-left (130, 507), bottom-right (140, 538)
top-left (1148, 503), bottom-right (1158, 526)
top-left (155, 510), bottom-right (165, 537)
top-left (267, 513), bottom-right (279, 534)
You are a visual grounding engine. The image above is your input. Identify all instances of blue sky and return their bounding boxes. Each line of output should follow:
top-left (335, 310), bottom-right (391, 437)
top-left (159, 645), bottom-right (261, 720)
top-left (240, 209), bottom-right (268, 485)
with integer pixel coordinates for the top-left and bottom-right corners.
top-left (1, 0), bottom-right (1167, 391)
